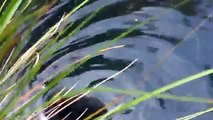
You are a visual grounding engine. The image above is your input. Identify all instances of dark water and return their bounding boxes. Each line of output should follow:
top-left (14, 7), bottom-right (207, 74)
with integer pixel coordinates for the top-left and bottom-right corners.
top-left (32, 0), bottom-right (213, 119)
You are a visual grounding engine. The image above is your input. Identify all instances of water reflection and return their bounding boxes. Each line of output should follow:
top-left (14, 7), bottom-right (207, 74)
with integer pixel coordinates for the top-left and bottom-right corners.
top-left (33, 0), bottom-right (213, 119)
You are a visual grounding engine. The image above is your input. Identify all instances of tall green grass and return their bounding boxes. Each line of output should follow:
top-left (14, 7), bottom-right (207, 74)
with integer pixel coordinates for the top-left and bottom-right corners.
top-left (0, 0), bottom-right (212, 120)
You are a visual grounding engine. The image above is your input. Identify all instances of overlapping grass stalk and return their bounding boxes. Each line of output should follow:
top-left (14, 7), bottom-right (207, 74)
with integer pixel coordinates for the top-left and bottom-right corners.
top-left (0, 0), bottom-right (212, 120)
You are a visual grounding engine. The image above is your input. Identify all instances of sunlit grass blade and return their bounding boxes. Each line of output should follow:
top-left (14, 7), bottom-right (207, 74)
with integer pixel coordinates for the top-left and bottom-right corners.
top-left (23, 82), bottom-right (213, 120)
top-left (3, 6), bottom-right (104, 119)
top-left (0, 61), bottom-right (38, 118)
top-left (17, 45), bottom-right (126, 118)
top-left (39, 5), bottom-right (103, 63)
top-left (0, 48), bottom-right (15, 75)
top-left (18, 0), bottom-right (33, 13)
top-left (58, 86), bottom-right (213, 105)
top-left (47, 59), bottom-right (138, 119)
top-left (64, 0), bottom-right (89, 20)
top-left (93, 86), bottom-right (213, 104)
top-left (0, 14), bottom-right (63, 87)
top-left (23, 84), bottom-right (78, 119)
top-left (0, 0), bottom-right (199, 119)
top-left (0, 3), bottom-right (53, 66)
top-left (177, 107), bottom-right (213, 120)
top-left (0, 3), bottom-right (51, 42)
top-left (0, 0), bottom-right (8, 12)
top-left (97, 69), bottom-right (213, 120)
top-left (10, 15), bottom-right (151, 116)
top-left (8, 55), bottom-right (92, 119)
top-left (5, 3), bottom-right (104, 115)
top-left (0, 0), bottom-right (23, 34)
top-left (0, 0), bottom-right (90, 87)
top-left (39, 16), bottom-right (158, 118)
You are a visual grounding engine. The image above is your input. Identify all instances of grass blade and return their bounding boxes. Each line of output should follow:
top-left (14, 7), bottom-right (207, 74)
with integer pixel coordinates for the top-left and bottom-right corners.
top-left (177, 107), bottom-right (213, 120)
top-left (0, 0), bottom-right (23, 34)
top-left (97, 69), bottom-right (213, 119)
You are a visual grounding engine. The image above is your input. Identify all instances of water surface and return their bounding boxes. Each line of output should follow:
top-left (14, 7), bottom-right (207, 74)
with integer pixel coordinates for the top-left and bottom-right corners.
top-left (33, 0), bottom-right (213, 119)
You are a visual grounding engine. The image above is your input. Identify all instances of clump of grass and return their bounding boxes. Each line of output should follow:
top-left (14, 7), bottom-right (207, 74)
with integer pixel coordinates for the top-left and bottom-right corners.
top-left (0, 0), bottom-right (150, 119)
top-left (0, 0), bottom-right (213, 120)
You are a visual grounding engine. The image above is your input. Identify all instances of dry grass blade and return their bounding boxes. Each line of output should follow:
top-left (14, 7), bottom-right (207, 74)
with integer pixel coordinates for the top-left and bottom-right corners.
top-left (19, 83), bottom-right (44, 102)
top-left (177, 107), bottom-right (213, 120)
top-left (76, 108), bottom-right (88, 120)
top-left (100, 45), bottom-right (125, 52)
top-left (63, 81), bottom-right (80, 96)
top-left (18, 81), bottom-right (79, 119)
top-left (46, 94), bottom-right (80, 119)
top-left (0, 93), bottom-right (10, 107)
top-left (0, 48), bottom-right (15, 75)
top-left (42, 81), bottom-right (80, 118)
top-left (0, 14), bottom-right (65, 86)
top-left (47, 59), bottom-right (138, 119)
top-left (33, 52), bottom-right (40, 68)
top-left (61, 112), bottom-right (72, 120)
top-left (44, 88), bottom-right (67, 116)
top-left (84, 95), bottom-right (127, 120)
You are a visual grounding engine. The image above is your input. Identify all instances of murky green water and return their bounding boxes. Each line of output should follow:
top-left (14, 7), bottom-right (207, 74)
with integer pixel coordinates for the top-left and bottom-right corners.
top-left (32, 0), bottom-right (213, 119)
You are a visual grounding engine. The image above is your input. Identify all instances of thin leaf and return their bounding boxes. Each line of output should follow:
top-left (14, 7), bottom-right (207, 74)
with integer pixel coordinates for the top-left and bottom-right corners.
top-left (177, 107), bottom-right (213, 120)
top-left (0, 0), bottom-right (23, 33)
top-left (97, 69), bottom-right (213, 120)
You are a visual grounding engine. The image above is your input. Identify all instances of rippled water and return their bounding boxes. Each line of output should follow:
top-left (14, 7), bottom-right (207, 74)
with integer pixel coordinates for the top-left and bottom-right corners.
top-left (32, 0), bottom-right (213, 119)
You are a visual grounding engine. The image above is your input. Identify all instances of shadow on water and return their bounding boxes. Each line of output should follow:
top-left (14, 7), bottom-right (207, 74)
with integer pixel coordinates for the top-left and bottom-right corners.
top-left (29, 0), bottom-right (213, 119)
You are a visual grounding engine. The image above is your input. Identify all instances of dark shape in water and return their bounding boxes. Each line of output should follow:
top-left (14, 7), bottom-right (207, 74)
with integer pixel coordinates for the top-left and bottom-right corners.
top-left (87, 78), bottom-right (114, 88)
top-left (45, 95), bottom-right (107, 120)
top-left (146, 46), bottom-right (159, 53)
top-left (157, 98), bottom-right (166, 109)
